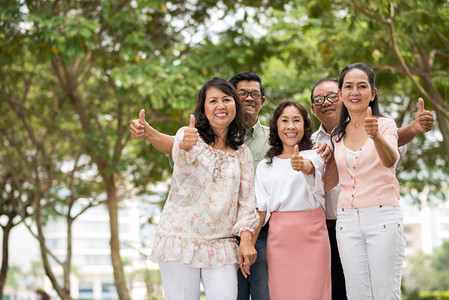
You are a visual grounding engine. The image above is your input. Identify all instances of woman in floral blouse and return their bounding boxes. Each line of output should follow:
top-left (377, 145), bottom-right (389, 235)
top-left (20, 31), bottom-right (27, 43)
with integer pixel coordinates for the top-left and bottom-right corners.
top-left (151, 77), bottom-right (259, 300)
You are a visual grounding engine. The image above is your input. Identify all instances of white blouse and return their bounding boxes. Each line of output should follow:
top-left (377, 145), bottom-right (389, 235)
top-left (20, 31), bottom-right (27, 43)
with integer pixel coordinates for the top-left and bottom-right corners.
top-left (345, 146), bottom-right (360, 171)
top-left (255, 150), bottom-right (325, 224)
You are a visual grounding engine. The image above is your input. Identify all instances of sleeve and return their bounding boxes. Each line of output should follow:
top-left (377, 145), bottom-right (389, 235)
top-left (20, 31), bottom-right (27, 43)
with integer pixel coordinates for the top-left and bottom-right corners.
top-left (255, 160), bottom-right (270, 211)
top-left (380, 117), bottom-right (401, 166)
top-left (232, 145), bottom-right (260, 236)
top-left (301, 150), bottom-right (326, 208)
top-left (398, 145), bottom-right (407, 157)
top-left (172, 127), bottom-right (203, 167)
top-left (254, 160), bottom-right (272, 225)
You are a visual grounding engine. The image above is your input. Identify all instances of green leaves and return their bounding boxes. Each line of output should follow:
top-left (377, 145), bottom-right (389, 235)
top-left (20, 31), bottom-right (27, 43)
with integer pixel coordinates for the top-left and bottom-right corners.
top-left (404, 240), bottom-right (449, 292)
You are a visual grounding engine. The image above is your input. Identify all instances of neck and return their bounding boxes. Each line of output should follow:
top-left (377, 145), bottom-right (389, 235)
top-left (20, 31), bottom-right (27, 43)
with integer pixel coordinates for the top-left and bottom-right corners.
top-left (245, 115), bottom-right (257, 128)
top-left (281, 146), bottom-right (294, 157)
top-left (348, 112), bottom-right (366, 128)
top-left (322, 121), bottom-right (339, 134)
top-left (213, 127), bottom-right (228, 148)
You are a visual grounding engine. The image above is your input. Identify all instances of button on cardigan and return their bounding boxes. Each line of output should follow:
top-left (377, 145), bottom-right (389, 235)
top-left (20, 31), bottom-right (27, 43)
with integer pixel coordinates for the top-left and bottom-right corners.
top-left (333, 117), bottom-right (400, 209)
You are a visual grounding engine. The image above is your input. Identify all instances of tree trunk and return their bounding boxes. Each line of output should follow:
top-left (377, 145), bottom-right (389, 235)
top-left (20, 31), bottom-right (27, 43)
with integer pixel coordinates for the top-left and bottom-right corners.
top-left (0, 218), bottom-right (14, 299)
top-left (104, 173), bottom-right (130, 300)
top-left (35, 196), bottom-right (72, 300)
top-left (421, 79), bottom-right (449, 162)
top-left (434, 109), bottom-right (449, 160)
top-left (63, 218), bottom-right (73, 297)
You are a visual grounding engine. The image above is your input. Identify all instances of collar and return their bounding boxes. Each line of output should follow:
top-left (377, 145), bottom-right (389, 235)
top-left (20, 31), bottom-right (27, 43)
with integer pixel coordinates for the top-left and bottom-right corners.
top-left (315, 124), bottom-right (331, 138)
top-left (246, 119), bottom-right (263, 140)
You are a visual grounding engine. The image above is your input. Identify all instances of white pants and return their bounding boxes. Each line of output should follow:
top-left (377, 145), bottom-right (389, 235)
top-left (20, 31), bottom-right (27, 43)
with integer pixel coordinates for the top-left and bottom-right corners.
top-left (336, 206), bottom-right (406, 300)
top-left (158, 261), bottom-right (238, 300)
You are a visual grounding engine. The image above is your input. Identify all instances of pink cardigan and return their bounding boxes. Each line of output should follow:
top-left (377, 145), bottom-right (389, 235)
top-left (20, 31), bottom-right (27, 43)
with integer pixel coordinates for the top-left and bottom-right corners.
top-left (333, 117), bottom-right (400, 209)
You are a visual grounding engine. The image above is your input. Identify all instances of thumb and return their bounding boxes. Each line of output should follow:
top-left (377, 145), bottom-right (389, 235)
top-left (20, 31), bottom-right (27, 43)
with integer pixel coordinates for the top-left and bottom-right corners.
top-left (139, 109), bottom-right (146, 124)
top-left (189, 114), bottom-right (196, 128)
top-left (366, 106), bottom-right (372, 118)
top-left (293, 144), bottom-right (299, 156)
top-left (418, 97), bottom-right (424, 113)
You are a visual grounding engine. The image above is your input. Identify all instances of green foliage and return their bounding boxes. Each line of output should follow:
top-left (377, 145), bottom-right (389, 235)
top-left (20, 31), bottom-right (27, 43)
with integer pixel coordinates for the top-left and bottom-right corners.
top-left (258, 0), bottom-right (449, 200)
top-left (5, 265), bottom-right (22, 289)
top-left (403, 290), bottom-right (449, 300)
top-left (404, 241), bottom-right (449, 292)
top-left (1, 0), bottom-right (449, 296)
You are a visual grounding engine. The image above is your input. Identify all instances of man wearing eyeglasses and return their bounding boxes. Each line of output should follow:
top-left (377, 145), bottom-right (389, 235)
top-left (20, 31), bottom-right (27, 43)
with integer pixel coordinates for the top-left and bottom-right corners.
top-left (310, 78), bottom-right (434, 300)
top-left (229, 73), bottom-right (270, 300)
top-left (130, 72), bottom-right (270, 300)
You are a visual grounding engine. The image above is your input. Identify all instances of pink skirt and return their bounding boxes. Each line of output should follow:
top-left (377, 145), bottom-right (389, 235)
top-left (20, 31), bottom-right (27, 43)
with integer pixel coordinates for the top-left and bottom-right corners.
top-left (267, 207), bottom-right (331, 300)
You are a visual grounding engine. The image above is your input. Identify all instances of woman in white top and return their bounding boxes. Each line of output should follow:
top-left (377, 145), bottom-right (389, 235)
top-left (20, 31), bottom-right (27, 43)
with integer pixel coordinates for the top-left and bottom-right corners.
top-left (254, 100), bottom-right (331, 300)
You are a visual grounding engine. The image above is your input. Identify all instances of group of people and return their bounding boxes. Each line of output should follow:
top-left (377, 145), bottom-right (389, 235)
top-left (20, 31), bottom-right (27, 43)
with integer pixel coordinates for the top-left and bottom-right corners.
top-left (130, 64), bottom-right (434, 300)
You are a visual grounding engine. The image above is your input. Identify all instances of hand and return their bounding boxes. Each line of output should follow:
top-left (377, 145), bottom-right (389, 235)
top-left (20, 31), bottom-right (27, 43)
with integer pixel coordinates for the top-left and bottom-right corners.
top-left (291, 145), bottom-right (304, 171)
top-left (130, 109), bottom-right (150, 140)
top-left (414, 98), bottom-right (434, 133)
top-left (239, 231), bottom-right (257, 278)
top-left (312, 142), bottom-right (331, 163)
top-left (179, 114), bottom-right (199, 151)
top-left (364, 107), bottom-right (379, 139)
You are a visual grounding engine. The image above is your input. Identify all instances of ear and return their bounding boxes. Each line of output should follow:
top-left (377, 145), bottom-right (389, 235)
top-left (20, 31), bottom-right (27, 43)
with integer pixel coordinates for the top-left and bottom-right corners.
top-left (261, 96), bottom-right (266, 106)
top-left (311, 104), bottom-right (316, 115)
top-left (371, 87), bottom-right (377, 102)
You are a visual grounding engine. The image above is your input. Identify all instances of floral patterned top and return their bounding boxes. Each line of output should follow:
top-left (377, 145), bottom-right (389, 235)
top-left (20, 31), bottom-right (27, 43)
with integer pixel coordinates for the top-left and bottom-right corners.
top-left (151, 127), bottom-right (259, 268)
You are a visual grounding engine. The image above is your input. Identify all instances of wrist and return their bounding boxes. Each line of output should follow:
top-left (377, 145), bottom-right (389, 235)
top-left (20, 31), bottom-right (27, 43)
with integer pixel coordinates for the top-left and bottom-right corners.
top-left (240, 230), bottom-right (252, 244)
top-left (412, 120), bottom-right (423, 133)
top-left (371, 132), bottom-right (381, 142)
top-left (144, 126), bottom-right (157, 141)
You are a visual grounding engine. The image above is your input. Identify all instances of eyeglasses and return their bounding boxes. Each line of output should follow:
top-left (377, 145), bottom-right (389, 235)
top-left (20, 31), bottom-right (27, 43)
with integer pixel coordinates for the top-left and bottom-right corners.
top-left (237, 90), bottom-right (262, 99)
top-left (312, 93), bottom-right (339, 106)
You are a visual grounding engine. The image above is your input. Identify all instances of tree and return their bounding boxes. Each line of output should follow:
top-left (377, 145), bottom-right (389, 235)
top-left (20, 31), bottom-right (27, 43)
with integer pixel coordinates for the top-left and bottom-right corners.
top-left (3, 0), bottom-right (447, 297)
top-left (256, 0), bottom-right (449, 198)
top-left (1, 0), bottom-right (290, 298)
top-left (0, 66), bottom-right (100, 299)
top-left (0, 97), bottom-right (34, 299)
top-left (404, 241), bottom-right (449, 291)
top-left (349, 0), bottom-right (449, 155)
top-left (0, 170), bottom-right (31, 299)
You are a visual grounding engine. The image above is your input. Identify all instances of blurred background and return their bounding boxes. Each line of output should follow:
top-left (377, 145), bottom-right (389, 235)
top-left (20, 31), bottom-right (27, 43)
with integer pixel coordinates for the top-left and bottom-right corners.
top-left (1, 0), bottom-right (448, 299)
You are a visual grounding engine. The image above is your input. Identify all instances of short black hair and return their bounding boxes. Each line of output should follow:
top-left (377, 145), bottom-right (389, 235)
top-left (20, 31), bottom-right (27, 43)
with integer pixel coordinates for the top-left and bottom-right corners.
top-left (229, 72), bottom-right (265, 97)
top-left (310, 78), bottom-right (338, 103)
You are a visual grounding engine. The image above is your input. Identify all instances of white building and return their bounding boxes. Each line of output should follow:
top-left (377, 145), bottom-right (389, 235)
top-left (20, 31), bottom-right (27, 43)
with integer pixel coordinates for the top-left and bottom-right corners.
top-left (45, 199), bottom-right (140, 299)
top-left (402, 193), bottom-right (449, 256)
top-left (3, 192), bottom-right (163, 300)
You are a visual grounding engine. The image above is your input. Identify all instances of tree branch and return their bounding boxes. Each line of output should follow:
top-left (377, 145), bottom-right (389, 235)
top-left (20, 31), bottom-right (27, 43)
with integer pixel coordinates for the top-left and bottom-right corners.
top-left (351, 0), bottom-right (391, 25)
top-left (3, 96), bottom-right (83, 148)
top-left (352, 1), bottom-right (449, 119)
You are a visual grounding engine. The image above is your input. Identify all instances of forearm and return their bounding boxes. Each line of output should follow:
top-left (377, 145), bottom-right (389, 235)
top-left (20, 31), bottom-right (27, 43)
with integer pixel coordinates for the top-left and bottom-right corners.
top-left (145, 127), bottom-right (174, 154)
top-left (240, 230), bottom-right (253, 247)
top-left (372, 134), bottom-right (397, 167)
top-left (251, 210), bottom-right (266, 246)
top-left (397, 122), bottom-right (419, 147)
top-left (302, 160), bottom-right (315, 175)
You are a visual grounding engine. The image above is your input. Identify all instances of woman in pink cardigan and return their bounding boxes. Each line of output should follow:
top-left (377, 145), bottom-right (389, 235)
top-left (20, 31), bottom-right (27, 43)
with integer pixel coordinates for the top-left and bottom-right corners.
top-left (331, 63), bottom-right (406, 299)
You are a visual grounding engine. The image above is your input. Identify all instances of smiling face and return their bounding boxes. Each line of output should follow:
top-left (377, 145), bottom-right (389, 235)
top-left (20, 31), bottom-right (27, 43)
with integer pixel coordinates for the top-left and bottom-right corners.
top-left (236, 80), bottom-right (265, 127)
top-left (311, 80), bottom-right (342, 133)
top-left (204, 86), bottom-right (236, 132)
top-left (277, 105), bottom-right (305, 151)
top-left (339, 69), bottom-right (377, 114)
